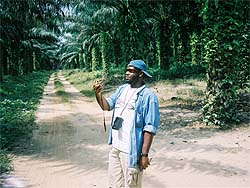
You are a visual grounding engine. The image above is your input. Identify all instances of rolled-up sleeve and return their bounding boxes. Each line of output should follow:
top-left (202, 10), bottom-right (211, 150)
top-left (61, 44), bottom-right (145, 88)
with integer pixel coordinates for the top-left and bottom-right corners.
top-left (143, 94), bottom-right (160, 135)
top-left (106, 95), bottom-right (116, 110)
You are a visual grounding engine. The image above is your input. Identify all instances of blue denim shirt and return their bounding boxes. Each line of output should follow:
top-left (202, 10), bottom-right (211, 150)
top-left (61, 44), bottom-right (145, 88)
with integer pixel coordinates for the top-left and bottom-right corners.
top-left (106, 84), bottom-right (160, 168)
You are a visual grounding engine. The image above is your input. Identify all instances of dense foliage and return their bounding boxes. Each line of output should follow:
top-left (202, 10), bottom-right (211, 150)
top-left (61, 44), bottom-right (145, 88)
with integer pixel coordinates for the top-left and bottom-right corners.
top-left (0, 150), bottom-right (12, 173)
top-left (0, 71), bottom-right (51, 149)
top-left (199, 0), bottom-right (249, 128)
top-left (0, 71), bottom-right (51, 172)
top-left (0, 0), bottom-right (64, 81)
top-left (58, 0), bottom-right (206, 78)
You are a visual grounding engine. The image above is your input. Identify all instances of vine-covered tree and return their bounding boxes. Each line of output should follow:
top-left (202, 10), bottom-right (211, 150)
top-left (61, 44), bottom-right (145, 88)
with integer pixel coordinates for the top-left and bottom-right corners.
top-left (200, 0), bottom-right (249, 128)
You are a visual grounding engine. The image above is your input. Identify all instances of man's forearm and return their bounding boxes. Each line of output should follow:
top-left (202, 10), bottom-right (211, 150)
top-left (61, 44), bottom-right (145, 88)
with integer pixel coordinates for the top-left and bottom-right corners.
top-left (95, 93), bottom-right (110, 111)
top-left (141, 131), bottom-right (153, 155)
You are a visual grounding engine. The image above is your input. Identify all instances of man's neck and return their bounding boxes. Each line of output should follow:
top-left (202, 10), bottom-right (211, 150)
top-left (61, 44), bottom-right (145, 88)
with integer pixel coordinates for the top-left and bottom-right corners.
top-left (130, 82), bottom-right (144, 88)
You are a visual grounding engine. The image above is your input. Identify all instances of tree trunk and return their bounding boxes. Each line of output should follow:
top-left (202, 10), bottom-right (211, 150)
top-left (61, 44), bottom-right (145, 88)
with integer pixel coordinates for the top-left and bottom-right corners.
top-left (159, 21), bottom-right (171, 70)
top-left (79, 48), bottom-right (84, 69)
top-left (113, 39), bottom-right (122, 67)
top-left (84, 43), bottom-right (92, 71)
top-left (23, 48), bottom-right (33, 74)
top-left (100, 32), bottom-right (113, 78)
top-left (180, 27), bottom-right (191, 63)
top-left (9, 48), bottom-right (19, 76)
top-left (0, 43), bottom-right (4, 82)
top-left (201, 0), bottom-right (245, 128)
top-left (91, 47), bottom-right (98, 71)
top-left (3, 48), bottom-right (8, 76)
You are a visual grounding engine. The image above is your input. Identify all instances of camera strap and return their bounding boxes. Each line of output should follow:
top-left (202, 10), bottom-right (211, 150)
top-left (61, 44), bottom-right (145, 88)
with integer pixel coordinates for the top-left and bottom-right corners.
top-left (119, 87), bottom-right (138, 116)
top-left (100, 95), bottom-right (106, 132)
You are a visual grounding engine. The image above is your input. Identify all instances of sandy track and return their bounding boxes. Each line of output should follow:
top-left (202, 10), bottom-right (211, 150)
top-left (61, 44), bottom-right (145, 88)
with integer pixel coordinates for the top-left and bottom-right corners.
top-left (8, 73), bottom-right (110, 188)
top-left (4, 73), bottom-right (250, 188)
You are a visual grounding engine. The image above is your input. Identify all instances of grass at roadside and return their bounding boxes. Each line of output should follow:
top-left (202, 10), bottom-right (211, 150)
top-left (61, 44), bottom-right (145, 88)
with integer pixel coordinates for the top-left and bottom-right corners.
top-left (62, 69), bottom-right (207, 108)
top-left (0, 150), bottom-right (13, 174)
top-left (0, 71), bottom-right (52, 174)
top-left (62, 69), bottom-right (123, 101)
top-left (54, 73), bottom-right (70, 103)
top-left (152, 79), bottom-right (206, 109)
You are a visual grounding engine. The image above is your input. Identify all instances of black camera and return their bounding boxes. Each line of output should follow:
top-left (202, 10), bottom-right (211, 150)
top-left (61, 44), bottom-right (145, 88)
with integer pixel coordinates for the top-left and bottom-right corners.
top-left (112, 116), bottom-right (124, 130)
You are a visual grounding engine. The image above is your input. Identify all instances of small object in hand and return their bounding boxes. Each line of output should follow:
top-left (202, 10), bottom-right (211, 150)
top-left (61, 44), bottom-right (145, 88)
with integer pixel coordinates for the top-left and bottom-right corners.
top-left (94, 80), bottom-right (103, 91)
top-left (96, 79), bottom-right (102, 84)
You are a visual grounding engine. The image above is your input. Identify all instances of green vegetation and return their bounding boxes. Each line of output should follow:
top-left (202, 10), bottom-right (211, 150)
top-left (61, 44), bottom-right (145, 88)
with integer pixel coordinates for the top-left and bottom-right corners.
top-left (54, 73), bottom-right (70, 103)
top-left (199, 0), bottom-right (249, 129)
top-left (0, 150), bottom-right (13, 174)
top-left (63, 70), bottom-right (105, 100)
top-left (0, 71), bottom-right (52, 173)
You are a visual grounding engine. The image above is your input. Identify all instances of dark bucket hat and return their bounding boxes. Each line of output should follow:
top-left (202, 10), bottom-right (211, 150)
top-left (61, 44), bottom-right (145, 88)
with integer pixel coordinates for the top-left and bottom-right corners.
top-left (128, 60), bottom-right (152, 78)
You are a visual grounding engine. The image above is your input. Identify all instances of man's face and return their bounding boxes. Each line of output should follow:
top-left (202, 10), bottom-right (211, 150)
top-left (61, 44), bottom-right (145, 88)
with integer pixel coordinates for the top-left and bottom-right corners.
top-left (125, 66), bottom-right (140, 85)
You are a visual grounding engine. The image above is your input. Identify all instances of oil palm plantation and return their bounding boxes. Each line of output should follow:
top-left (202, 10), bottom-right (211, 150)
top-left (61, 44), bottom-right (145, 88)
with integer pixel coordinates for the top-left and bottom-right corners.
top-left (0, 0), bottom-right (64, 81)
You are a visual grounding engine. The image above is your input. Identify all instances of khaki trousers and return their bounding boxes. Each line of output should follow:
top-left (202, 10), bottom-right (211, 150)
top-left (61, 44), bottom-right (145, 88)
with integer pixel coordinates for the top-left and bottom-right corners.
top-left (108, 147), bottom-right (143, 188)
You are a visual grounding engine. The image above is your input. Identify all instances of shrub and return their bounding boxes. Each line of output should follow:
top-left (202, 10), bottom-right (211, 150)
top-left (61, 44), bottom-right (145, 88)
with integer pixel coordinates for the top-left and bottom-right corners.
top-left (0, 72), bottom-right (52, 149)
top-left (0, 71), bottom-right (52, 174)
top-left (0, 150), bottom-right (13, 173)
top-left (0, 99), bottom-right (35, 149)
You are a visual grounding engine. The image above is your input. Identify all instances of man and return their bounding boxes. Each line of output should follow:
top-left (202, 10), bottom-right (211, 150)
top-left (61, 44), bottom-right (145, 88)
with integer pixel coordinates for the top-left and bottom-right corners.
top-left (93, 60), bottom-right (160, 188)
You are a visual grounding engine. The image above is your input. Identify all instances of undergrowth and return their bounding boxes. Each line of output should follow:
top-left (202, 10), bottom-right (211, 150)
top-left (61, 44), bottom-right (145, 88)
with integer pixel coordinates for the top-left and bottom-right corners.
top-left (0, 71), bottom-right (52, 174)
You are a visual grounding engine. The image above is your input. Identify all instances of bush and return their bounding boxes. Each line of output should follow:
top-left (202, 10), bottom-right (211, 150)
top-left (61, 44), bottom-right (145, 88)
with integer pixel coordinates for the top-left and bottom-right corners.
top-left (0, 72), bottom-right (52, 149)
top-left (0, 150), bottom-right (13, 174)
top-left (151, 62), bottom-right (206, 81)
top-left (0, 71), bottom-right (52, 173)
top-left (0, 99), bottom-right (35, 149)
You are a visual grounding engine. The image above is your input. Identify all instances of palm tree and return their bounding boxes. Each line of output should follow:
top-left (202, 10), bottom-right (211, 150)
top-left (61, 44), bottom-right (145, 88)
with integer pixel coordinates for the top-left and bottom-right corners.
top-left (70, 1), bottom-right (117, 77)
top-left (0, 0), bottom-right (64, 80)
top-left (106, 0), bottom-right (151, 63)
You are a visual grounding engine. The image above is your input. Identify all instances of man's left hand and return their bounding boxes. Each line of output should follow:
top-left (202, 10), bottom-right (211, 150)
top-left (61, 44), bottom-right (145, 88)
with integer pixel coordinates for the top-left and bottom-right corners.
top-left (140, 156), bottom-right (150, 170)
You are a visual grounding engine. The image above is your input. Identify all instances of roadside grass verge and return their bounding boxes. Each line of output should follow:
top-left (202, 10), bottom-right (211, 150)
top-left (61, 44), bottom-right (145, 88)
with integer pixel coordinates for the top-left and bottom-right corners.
top-left (54, 73), bottom-right (70, 103)
top-left (153, 79), bottom-right (206, 109)
top-left (63, 69), bottom-right (126, 101)
top-left (0, 71), bottom-right (52, 174)
top-left (62, 69), bottom-right (116, 101)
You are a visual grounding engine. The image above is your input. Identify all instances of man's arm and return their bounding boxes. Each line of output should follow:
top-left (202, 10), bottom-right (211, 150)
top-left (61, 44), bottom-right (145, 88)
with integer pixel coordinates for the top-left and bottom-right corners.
top-left (140, 131), bottom-right (154, 170)
top-left (139, 92), bottom-right (160, 170)
top-left (93, 80), bottom-right (110, 110)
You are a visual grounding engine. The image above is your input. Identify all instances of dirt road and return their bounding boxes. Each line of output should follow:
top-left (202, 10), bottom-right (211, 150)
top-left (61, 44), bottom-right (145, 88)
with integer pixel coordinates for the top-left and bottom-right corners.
top-left (4, 73), bottom-right (250, 188)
